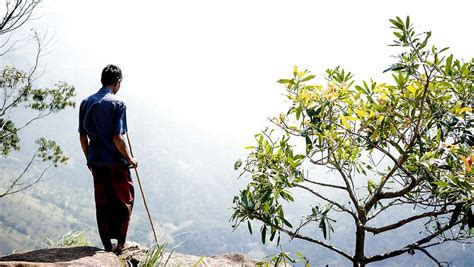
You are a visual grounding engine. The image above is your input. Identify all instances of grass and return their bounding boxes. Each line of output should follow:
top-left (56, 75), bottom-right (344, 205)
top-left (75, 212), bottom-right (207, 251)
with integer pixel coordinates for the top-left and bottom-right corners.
top-left (140, 243), bottom-right (175, 267)
top-left (44, 230), bottom-right (92, 247)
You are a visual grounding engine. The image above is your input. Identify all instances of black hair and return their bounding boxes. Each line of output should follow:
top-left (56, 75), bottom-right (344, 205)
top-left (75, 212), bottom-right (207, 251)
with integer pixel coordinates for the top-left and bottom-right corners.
top-left (101, 64), bottom-right (122, 86)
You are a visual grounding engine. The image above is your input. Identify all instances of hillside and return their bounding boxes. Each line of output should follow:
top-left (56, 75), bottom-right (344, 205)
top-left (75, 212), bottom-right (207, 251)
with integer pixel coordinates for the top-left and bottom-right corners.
top-left (1, 89), bottom-right (473, 266)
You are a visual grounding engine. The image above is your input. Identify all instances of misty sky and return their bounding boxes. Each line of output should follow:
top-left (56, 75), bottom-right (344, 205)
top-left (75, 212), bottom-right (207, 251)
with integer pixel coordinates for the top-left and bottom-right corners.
top-left (12, 0), bottom-right (471, 148)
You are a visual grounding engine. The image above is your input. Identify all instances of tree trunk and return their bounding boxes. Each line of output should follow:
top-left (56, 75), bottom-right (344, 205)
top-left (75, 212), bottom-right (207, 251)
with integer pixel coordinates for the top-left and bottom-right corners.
top-left (354, 204), bottom-right (369, 266)
top-left (354, 221), bottom-right (366, 267)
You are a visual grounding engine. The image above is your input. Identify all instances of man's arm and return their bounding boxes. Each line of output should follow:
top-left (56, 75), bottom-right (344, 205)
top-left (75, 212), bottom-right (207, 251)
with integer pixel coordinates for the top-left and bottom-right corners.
top-left (80, 134), bottom-right (89, 159)
top-left (112, 133), bottom-right (138, 167)
top-left (80, 134), bottom-right (93, 171)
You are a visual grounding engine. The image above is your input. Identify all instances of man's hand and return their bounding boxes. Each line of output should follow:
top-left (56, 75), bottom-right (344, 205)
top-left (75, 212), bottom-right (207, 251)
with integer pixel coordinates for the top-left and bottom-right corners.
top-left (128, 157), bottom-right (138, 168)
top-left (112, 133), bottom-right (137, 168)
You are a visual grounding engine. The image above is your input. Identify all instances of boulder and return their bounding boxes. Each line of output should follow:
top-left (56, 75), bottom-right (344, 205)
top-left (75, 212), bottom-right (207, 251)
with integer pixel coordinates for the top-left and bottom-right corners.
top-left (0, 246), bottom-right (119, 266)
top-left (0, 244), bottom-right (258, 266)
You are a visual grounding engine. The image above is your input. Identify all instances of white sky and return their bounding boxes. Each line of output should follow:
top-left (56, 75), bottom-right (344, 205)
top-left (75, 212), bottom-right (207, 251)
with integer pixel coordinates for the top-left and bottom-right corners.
top-left (7, 0), bottom-right (474, 144)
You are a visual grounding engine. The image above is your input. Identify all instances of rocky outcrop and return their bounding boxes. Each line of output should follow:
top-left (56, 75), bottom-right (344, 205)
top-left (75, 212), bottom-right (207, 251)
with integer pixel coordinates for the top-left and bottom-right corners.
top-left (0, 245), bottom-right (258, 266)
top-left (120, 243), bottom-right (257, 266)
top-left (0, 246), bottom-right (120, 266)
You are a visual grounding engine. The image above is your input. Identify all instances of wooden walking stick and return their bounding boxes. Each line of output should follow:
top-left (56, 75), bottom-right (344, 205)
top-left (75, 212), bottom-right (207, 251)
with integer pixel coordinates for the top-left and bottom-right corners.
top-left (126, 132), bottom-right (158, 243)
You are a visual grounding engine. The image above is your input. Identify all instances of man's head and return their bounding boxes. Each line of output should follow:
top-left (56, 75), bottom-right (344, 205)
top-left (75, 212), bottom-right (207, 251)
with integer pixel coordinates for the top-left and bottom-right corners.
top-left (101, 64), bottom-right (122, 94)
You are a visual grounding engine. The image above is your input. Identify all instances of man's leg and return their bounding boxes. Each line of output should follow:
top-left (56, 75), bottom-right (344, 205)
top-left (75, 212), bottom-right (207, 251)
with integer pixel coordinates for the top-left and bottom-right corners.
top-left (91, 165), bottom-right (114, 251)
top-left (109, 165), bottom-right (135, 253)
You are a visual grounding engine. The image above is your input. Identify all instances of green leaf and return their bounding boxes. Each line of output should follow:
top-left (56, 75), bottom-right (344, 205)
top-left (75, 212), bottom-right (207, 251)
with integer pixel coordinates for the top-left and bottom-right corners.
top-left (439, 47), bottom-right (449, 53)
top-left (320, 220), bottom-right (327, 239)
top-left (234, 159), bottom-right (242, 170)
top-left (269, 227), bottom-right (276, 241)
top-left (388, 140), bottom-right (404, 155)
top-left (281, 217), bottom-right (293, 228)
top-left (436, 128), bottom-right (442, 143)
top-left (340, 114), bottom-right (349, 128)
top-left (278, 79), bottom-right (291, 84)
top-left (393, 32), bottom-right (403, 39)
top-left (396, 16), bottom-right (404, 27)
top-left (384, 64), bottom-right (406, 73)
top-left (445, 54), bottom-right (453, 74)
top-left (295, 106), bottom-right (302, 120)
top-left (305, 136), bottom-right (313, 153)
top-left (296, 252), bottom-right (305, 258)
top-left (261, 225), bottom-right (267, 244)
top-left (192, 256), bottom-right (205, 267)
top-left (280, 190), bottom-right (294, 202)
top-left (389, 18), bottom-right (404, 30)
top-left (247, 221), bottom-right (253, 235)
top-left (242, 189), bottom-right (248, 206)
top-left (432, 181), bottom-right (448, 187)
top-left (355, 85), bottom-right (368, 94)
top-left (301, 75), bottom-right (316, 82)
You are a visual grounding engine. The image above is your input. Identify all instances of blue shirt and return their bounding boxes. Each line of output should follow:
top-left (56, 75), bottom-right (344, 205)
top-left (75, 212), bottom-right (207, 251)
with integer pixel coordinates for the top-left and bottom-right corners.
top-left (79, 87), bottom-right (128, 166)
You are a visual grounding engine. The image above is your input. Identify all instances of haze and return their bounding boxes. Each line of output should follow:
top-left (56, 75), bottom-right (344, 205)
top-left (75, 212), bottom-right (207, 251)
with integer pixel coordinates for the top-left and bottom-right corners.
top-left (1, 0), bottom-right (473, 264)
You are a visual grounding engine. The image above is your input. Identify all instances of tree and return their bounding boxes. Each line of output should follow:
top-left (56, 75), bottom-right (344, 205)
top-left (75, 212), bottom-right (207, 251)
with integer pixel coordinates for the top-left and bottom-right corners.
top-left (232, 16), bottom-right (473, 266)
top-left (0, 0), bottom-right (75, 197)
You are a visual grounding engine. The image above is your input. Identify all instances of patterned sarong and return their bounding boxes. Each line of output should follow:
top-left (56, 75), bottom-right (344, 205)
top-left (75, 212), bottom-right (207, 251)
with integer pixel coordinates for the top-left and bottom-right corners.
top-left (91, 164), bottom-right (134, 245)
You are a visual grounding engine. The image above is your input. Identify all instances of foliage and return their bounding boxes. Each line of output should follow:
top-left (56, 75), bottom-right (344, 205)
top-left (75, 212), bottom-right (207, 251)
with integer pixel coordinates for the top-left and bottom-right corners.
top-left (0, 64), bottom-right (75, 157)
top-left (138, 243), bottom-right (173, 267)
top-left (256, 248), bottom-right (310, 267)
top-left (192, 256), bottom-right (204, 267)
top-left (0, 0), bottom-right (76, 197)
top-left (232, 16), bottom-right (473, 266)
top-left (45, 230), bottom-right (92, 247)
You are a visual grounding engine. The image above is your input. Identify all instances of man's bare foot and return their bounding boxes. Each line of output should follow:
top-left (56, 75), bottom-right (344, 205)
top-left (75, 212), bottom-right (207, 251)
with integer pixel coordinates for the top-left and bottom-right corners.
top-left (101, 237), bottom-right (113, 252)
top-left (104, 245), bottom-right (113, 252)
top-left (114, 243), bottom-right (127, 255)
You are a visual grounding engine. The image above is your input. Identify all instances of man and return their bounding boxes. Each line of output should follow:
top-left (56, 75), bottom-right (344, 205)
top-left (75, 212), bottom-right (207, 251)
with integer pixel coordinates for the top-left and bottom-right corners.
top-left (78, 64), bottom-right (138, 254)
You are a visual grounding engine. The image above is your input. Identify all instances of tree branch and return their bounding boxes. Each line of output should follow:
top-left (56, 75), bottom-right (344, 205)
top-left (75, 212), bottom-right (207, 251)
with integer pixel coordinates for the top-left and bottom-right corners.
top-left (0, 1), bottom-right (40, 35)
top-left (365, 208), bottom-right (452, 234)
top-left (0, 164), bottom-right (51, 197)
top-left (0, 31), bottom-right (42, 118)
top-left (365, 219), bottom-right (458, 263)
top-left (0, 150), bottom-right (38, 197)
top-left (415, 247), bottom-right (445, 266)
top-left (0, 146), bottom-right (54, 198)
top-left (0, 110), bottom-right (52, 140)
top-left (367, 198), bottom-right (404, 221)
top-left (255, 214), bottom-right (353, 262)
top-left (303, 178), bottom-right (346, 190)
top-left (293, 182), bottom-right (358, 221)
top-left (331, 156), bottom-right (360, 214)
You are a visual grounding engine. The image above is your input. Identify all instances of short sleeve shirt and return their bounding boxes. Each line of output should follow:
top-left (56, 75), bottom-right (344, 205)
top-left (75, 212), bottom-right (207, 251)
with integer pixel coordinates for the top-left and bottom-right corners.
top-left (79, 87), bottom-right (128, 166)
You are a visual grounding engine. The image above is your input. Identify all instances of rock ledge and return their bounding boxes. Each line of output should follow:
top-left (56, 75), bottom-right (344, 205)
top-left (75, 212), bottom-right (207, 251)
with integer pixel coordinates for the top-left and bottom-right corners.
top-left (0, 245), bottom-right (258, 266)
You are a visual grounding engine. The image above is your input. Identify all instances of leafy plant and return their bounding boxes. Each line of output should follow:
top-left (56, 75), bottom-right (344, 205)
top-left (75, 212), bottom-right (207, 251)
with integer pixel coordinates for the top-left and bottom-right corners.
top-left (232, 16), bottom-right (473, 266)
top-left (136, 243), bottom-right (174, 267)
top-left (45, 230), bottom-right (92, 247)
top-left (0, 1), bottom-right (76, 198)
top-left (256, 248), bottom-right (310, 267)
top-left (192, 256), bottom-right (204, 267)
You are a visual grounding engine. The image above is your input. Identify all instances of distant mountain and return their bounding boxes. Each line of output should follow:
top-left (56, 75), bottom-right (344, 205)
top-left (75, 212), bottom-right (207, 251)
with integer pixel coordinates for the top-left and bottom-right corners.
top-left (1, 95), bottom-right (473, 266)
